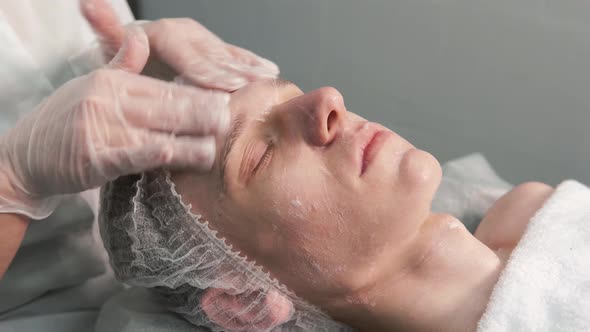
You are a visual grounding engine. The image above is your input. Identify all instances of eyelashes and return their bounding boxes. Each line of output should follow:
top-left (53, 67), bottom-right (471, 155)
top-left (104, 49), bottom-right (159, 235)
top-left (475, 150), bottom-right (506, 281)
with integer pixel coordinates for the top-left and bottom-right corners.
top-left (252, 142), bottom-right (274, 175)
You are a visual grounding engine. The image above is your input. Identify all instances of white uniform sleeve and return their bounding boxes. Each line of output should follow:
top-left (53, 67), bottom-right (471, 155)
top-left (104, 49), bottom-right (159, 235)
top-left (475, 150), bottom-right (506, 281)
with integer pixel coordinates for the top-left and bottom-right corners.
top-left (107, 0), bottom-right (134, 24)
top-left (0, 0), bottom-right (134, 86)
top-left (0, 2), bottom-right (132, 331)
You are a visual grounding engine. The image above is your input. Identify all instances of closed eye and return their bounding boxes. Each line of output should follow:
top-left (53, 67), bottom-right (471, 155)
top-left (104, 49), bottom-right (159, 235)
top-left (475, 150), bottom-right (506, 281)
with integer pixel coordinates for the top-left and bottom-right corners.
top-left (252, 142), bottom-right (274, 176)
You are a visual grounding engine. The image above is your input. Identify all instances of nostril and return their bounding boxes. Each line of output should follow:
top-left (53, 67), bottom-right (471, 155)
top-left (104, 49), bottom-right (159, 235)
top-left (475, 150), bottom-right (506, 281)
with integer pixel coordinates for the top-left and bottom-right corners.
top-left (327, 110), bottom-right (338, 133)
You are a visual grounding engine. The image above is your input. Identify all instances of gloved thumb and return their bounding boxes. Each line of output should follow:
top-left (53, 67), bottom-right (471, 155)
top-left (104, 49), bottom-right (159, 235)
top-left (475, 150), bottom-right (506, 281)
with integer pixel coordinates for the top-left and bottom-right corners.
top-left (80, 0), bottom-right (125, 58)
top-left (106, 26), bottom-right (150, 73)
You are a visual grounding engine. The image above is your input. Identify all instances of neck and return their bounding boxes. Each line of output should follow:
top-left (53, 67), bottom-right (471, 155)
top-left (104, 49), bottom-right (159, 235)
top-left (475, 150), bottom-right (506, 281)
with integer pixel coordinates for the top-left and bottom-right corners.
top-left (329, 214), bottom-right (503, 332)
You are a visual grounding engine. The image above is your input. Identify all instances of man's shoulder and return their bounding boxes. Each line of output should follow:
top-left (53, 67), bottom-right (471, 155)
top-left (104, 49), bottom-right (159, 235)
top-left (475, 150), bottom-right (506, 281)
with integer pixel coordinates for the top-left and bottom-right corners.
top-left (474, 182), bottom-right (554, 253)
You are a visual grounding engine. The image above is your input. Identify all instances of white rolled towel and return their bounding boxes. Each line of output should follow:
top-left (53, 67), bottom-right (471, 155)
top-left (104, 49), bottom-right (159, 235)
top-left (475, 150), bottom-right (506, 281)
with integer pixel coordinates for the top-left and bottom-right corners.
top-left (477, 180), bottom-right (590, 332)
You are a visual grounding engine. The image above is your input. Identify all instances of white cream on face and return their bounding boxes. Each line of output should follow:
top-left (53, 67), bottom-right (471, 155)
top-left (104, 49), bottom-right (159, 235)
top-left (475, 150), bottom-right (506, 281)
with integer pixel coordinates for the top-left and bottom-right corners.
top-left (291, 199), bottom-right (303, 209)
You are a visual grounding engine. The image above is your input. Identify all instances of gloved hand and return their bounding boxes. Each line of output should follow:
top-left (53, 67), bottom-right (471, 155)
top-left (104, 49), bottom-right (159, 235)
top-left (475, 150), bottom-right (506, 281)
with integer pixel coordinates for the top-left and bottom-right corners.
top-left (0, 28), bottom-right (230, 219)
top-left (81, 0), bottom-right (279, 90)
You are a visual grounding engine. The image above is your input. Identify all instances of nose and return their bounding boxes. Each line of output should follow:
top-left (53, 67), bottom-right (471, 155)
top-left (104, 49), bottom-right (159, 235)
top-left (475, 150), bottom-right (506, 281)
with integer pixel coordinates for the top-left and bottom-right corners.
top-left (298, 87), bottom-right (346, 146)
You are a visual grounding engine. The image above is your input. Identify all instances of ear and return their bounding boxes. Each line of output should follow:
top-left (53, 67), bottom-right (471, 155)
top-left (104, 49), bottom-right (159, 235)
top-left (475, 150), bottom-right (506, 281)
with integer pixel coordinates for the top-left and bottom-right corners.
top-left (201, 288), bottom-right (294, 331)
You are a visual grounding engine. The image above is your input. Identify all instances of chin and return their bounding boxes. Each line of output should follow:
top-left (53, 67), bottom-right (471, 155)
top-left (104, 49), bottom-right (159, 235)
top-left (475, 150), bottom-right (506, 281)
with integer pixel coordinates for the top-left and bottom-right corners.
top-left (399, 149), bottom-right (442, 193)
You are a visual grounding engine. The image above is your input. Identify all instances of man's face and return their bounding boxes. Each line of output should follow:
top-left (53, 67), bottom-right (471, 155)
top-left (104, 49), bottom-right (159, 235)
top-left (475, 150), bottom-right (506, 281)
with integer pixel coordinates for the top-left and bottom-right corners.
top-left (172, 79), bottom-right (442, 307)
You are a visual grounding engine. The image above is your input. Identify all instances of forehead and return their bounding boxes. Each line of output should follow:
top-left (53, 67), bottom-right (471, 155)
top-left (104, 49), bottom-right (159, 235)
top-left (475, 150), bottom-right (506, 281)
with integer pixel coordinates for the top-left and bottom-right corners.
top-left (229, 79), bottom-right (301, 116)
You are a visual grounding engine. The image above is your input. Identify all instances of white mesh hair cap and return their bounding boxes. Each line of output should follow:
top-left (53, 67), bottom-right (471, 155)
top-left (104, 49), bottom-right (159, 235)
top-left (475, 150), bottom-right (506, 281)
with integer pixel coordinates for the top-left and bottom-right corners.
top-left (99, 170), bottom-right (354, 332)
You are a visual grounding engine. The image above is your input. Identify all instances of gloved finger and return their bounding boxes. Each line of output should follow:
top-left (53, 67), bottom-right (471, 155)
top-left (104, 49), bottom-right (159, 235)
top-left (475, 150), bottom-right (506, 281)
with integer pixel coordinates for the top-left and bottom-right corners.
top-left (101, 70), bottom-right (230, 135)
top-left (218, 60), bottom-right (280, 84)
top-left (106, 26), bottom-right (149, 73)
top-left (176, 50), bottom-right (278, 91)
top-left (157, 135), bottom-right (217, 171)
top-left (177, 61), bottom-right (277, 91)
top-left (101, 135), bottom-right (217, 176)
top-left (176, 65), bottom-right (250, 91)
top-left (80, 0), bottom-right (125, 57)
top-left (225, 44), bottom-right (280, 75)
top-left (121, 90), bottom-right (230, 136)
top-left (108, 69), bottom-right (216, 98)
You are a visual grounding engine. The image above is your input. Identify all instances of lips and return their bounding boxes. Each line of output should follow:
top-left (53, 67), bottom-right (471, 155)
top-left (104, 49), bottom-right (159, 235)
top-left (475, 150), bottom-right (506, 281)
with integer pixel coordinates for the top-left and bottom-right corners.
top-left (359, 126), bottom-right (387, 176)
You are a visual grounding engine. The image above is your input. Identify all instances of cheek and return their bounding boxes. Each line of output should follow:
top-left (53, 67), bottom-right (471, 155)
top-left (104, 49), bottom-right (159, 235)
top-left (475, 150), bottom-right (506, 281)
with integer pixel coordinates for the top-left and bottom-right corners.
top-left (264, 150), bottom-right (328, 218)
top-left (253, 158), bottom-right (344, 249)
top-left (264, 175), bottom-right (324, 229)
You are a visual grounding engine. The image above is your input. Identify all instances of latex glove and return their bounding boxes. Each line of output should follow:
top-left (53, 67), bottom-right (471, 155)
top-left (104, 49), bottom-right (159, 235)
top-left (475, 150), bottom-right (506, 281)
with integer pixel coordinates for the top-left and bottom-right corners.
top-left (81, 0), bottom-right (279, 91)
top-left (0, 28), bottom-right (230, 220)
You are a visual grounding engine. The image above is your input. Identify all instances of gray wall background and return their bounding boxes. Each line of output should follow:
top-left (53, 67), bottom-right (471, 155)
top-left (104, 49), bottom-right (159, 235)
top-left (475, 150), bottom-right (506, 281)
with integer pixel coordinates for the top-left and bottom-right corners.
top-left (140, 0), bottom-right (590, 186)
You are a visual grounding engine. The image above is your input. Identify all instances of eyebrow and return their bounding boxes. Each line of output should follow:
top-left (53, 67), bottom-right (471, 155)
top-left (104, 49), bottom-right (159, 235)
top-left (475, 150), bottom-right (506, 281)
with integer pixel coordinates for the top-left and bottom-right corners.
top-left (218, 78), bottom-right (295, 190)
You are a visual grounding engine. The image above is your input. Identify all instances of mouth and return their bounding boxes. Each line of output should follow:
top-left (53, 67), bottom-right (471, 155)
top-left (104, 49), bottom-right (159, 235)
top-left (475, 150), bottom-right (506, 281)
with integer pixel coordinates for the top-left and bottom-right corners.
top-left (359, 124), bottom-right (389, 176)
